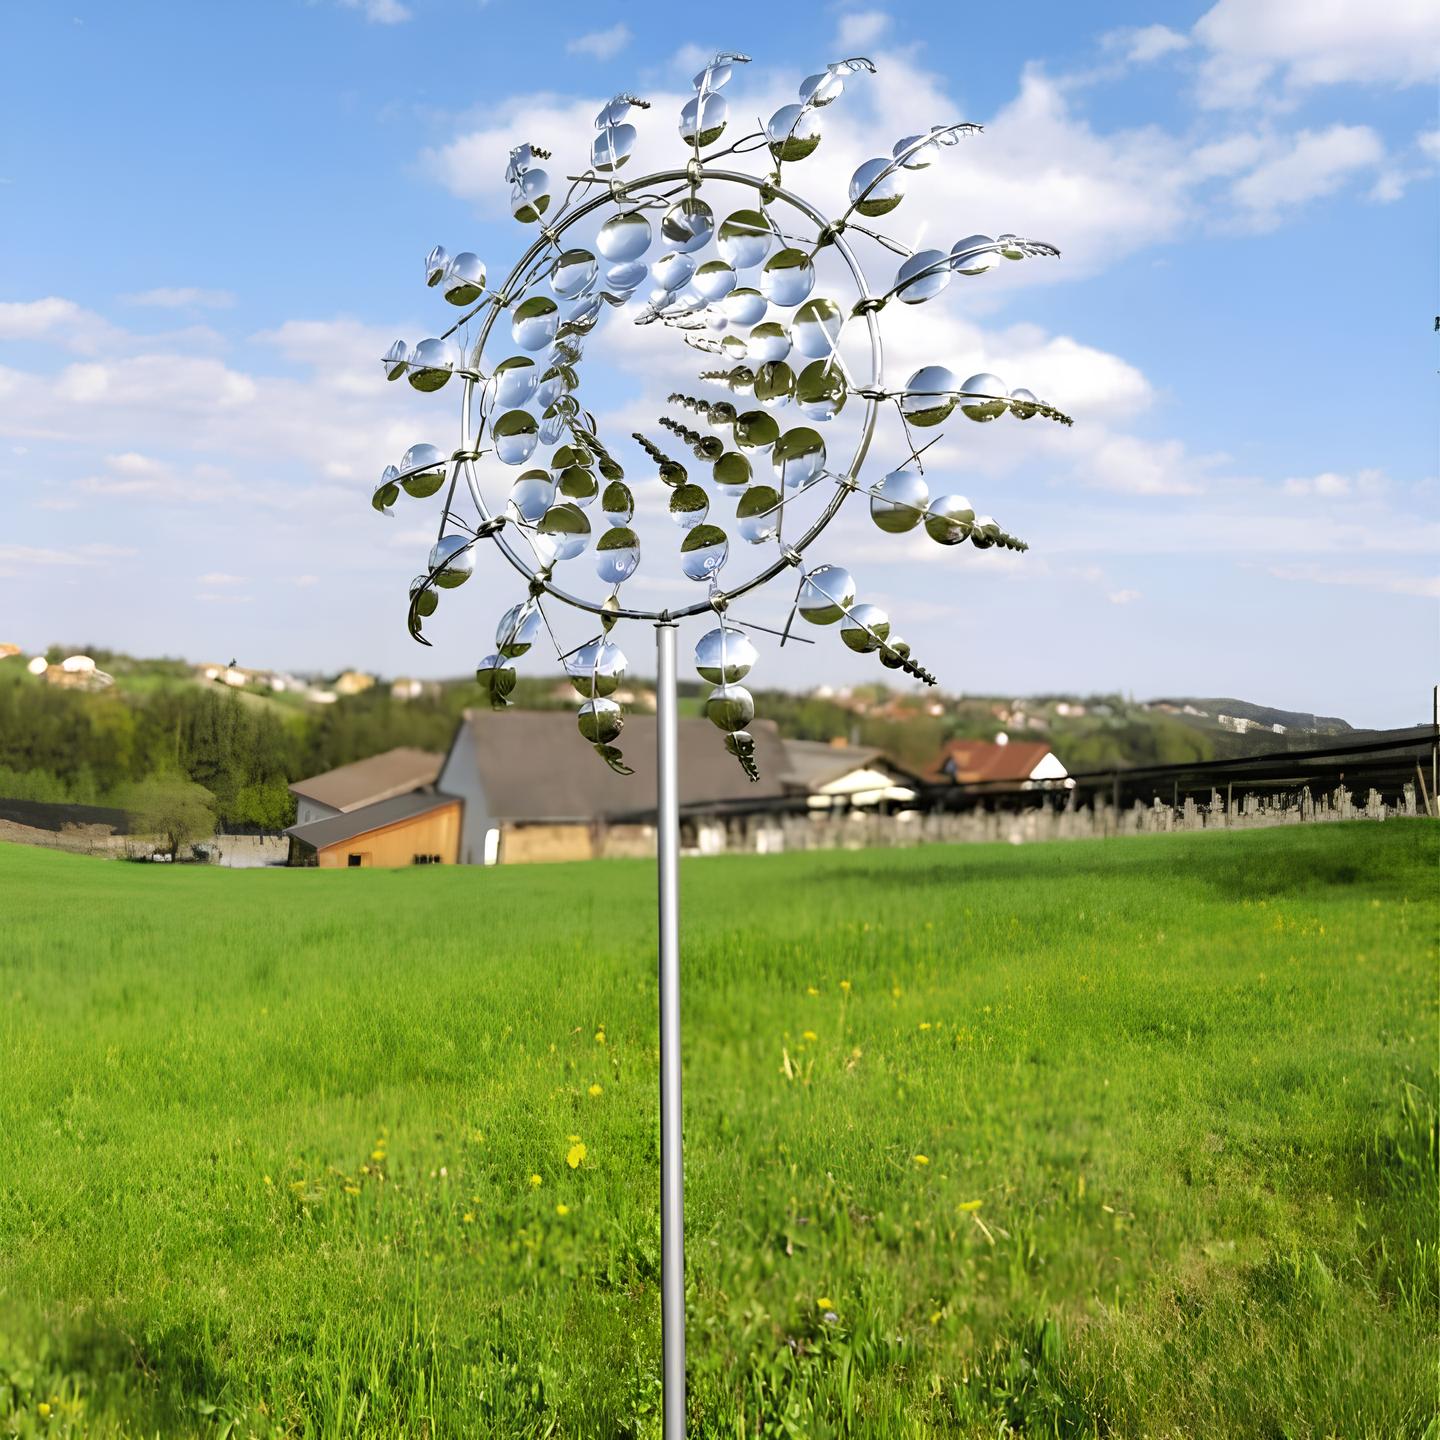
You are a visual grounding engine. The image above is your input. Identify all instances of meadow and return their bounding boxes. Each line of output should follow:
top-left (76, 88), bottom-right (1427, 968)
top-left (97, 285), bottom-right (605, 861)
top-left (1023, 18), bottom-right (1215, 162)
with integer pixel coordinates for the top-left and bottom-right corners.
top-left (0, 823), bottom-right (1435, 1438)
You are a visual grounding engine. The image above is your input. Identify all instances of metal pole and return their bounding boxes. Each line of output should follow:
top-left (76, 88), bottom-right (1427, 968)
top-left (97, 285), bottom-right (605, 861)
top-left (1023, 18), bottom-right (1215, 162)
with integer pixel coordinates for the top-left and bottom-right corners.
top-left (655, 621), bottom-right (686, 1437)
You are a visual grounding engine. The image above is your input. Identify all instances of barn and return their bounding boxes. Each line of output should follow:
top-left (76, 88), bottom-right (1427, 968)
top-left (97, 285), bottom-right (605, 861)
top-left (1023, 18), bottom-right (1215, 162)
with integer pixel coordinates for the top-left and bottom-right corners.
top-left (438, 709), bottom-right (790, 864)
top-left (285, 746), bottom-right (458, 867)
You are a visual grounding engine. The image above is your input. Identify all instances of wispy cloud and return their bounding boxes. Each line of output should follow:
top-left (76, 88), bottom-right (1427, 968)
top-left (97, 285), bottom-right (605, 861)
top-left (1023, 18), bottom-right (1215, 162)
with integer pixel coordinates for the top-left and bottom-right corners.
top-left (566, 24), bottom-right (630, 61)
top-left (336, 0), bottom-right (410, 22)
top-left (835, 10), bottom-right (890, 50)
top-left (122, 287), bottom-right (236, 310)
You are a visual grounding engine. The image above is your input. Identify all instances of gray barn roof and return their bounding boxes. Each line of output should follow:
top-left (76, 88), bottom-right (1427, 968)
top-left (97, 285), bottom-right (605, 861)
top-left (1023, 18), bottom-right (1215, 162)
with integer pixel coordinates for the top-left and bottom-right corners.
top-left (285, 790), bottom-right (459, 850)
top-left (450, 709), bottom-right (790, 821)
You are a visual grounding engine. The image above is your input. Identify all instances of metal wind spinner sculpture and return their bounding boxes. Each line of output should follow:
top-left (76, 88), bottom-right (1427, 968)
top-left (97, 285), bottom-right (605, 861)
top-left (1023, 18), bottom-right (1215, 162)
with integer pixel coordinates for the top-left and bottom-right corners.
top-left (373, 50), bottom-right (1070, 783)
top-left (369, 51), bottom-right (1072, 1436)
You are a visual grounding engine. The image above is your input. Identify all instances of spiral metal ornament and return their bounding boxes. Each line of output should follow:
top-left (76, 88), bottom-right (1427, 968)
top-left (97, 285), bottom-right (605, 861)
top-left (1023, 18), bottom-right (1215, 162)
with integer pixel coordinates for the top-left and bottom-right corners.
top-left (369, 50), bottom-right (1072, 779)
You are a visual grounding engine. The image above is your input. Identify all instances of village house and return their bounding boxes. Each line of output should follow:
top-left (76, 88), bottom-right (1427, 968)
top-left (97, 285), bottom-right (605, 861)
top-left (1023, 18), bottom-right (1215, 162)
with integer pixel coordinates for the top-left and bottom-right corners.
top-left (928, 737), bottom-right (1070, 789)
top-left (782, 739), bottom-right (923, 812)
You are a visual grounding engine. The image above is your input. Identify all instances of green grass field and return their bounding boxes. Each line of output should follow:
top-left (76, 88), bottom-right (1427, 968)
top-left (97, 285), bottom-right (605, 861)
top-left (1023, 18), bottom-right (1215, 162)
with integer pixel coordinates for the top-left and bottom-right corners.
top-left (1, 824), bottom-right (1435, 1438)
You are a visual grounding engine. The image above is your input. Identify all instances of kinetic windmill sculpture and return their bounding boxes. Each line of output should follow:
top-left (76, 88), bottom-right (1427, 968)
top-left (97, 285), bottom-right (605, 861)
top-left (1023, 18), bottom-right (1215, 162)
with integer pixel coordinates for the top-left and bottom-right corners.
top-left (370, 50), bottom-right (1071, 1435)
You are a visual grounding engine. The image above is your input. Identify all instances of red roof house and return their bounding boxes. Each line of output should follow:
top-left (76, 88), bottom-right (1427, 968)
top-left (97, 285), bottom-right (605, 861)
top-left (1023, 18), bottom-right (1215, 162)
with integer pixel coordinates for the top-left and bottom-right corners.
top-left (928, 739), bottom-right (1069, 788)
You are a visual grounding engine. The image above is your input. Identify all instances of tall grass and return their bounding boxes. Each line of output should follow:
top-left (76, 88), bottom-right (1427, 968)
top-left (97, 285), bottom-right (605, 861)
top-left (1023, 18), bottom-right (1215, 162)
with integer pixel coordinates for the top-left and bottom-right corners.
top-left (0, 823), bottom-right (1435, 1437)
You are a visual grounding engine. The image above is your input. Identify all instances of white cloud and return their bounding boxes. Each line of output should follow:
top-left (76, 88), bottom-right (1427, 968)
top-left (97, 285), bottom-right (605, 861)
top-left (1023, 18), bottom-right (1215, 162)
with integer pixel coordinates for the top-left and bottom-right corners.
top-left (835, 10), bottom-right (891, 50)
top-left (123, 287), bottom-right (236, 310)
top-left (198, 571), bottom-right (246, 586)
top-left (1193, 0), bottom-right (1440, 106)
top-left (105, 451), bottom-right (163, 475)
top-left (1270, 564), bottom-right (1440, 599)
top-left (566, 24), bottom-right (631, 61)
top-left (1107, 588), bottom-right (1142, 604)
top-left (0, 297), bottom-right (95, 341)
top-left (1229, 125), bottom-right (1385, 228)
top-left (337, 0), bottom-right (410, 23)
top-left (1106, 24), bottom-right (1190, 65)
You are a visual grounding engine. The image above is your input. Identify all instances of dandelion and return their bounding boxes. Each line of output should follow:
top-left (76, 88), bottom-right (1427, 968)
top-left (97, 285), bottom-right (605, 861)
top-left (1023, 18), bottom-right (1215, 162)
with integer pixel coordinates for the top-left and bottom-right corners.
top-left (891, 986), bottom-right (901, 998)
top-left (919, 1022), bottom-right (931, 1031)
top-left (344, 1184), bottom-right (360, 1196)
top-left (839, 979), bottom-right (851, 993)
top-left (802, 1030), bottom-right (817, 1042)
top-left (595, 1029), bottom-right (606, 1044)
top-left (929, 1310), bottom-right (942, 1325)
top-left (913, 1154), bottom-right (930, 1166)
top-left (958, 1199), bottom-right (983, 1212)
top-left (816, 1296), bottom-right (833, 1309)
top-left (588, 1083), bottom-right (603, 1097)
top-left (371, 1149), bottom-right (386, 1162)
top-left (38, 1403), bottom-right (51, 1418)
top-left (463, 1212), bottom-right (474, 1223)
top-left (530, 1173), bottom-right (542, 1187)
top-left (262, 1175), bottom-right (272, 1186)
top-left (567, 1141), bottom-right (587, 1169)
top-left (556, 1203), bottom-right (570, 1216)
top-left (806, 986), bottom-right (819, 996)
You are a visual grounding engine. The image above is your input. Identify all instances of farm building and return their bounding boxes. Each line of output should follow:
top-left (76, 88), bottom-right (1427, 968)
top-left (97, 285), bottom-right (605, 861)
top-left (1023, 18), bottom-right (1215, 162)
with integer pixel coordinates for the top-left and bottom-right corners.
top-left (928, 738), bottom-right (1070, 789)
top-left (285, 792), bottom-right (461, 868)
top-left (439, 709), bottom-right (791, 864)
top-left (288, 746), bottom-right (443, 827)
top-left (782, 739), bottom-right (923, 811)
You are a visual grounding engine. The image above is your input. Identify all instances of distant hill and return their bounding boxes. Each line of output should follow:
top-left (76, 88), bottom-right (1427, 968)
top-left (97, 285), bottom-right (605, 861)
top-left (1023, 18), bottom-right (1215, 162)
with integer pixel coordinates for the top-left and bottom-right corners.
top-left (1151, 698), bottom-right (1353, 734)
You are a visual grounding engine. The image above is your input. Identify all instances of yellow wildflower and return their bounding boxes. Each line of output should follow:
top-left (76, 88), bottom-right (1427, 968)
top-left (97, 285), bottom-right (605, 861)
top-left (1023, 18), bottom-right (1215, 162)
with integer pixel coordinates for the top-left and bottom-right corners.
top-left (891, 986), bottom-right (901, 998)
top-left (567, 1142), bottom-right (587, 1169)
top-left (38, 1403), bottom-right (51, 1418)
top-left (802, 1030), bottom-right (817, 1042)
top-left (913, 1154), bottom-right (930, 1166)
top-left (463, 1212), bottom-right (474, 1223)
top-left (806, 986), bottom-right (819, 996)
top-left (529, 1173), bottom-right (542, 1186)
top-left (919, 1022), bottom-right (931, 1031)
top-left (958, 1199), bottom-right (983, 1212)
top-left (371, 1149), bottom-right (385, 1162)
top-left (930, 1310), bottom-right (942, 1325)
top-left (839, 979), bottom-right (851, 992)
top-left (588, 1083), bottom-right (603, 1097)
top-left (595, 1030), bottom-right (606, 1044)
top-left (816, 1296), bottom-right (833, 1310)
top-left (262, 1175), bottom-right (272, 1186)
top-left (556, 1203), bottom-right (570, 1216)
top-left (344, 1184), bottom-right (360, 1196)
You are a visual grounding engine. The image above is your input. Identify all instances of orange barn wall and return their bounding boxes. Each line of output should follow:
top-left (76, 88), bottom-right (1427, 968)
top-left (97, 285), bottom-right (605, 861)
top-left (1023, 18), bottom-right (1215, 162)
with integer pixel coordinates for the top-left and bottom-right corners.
top-left (316, 802), bottom-right (461, 868)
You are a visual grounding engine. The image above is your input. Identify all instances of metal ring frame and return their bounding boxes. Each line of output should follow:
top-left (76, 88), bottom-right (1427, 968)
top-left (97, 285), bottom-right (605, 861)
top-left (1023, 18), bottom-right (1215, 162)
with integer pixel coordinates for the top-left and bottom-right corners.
top-left (456, 165), bottom-right (883, 622)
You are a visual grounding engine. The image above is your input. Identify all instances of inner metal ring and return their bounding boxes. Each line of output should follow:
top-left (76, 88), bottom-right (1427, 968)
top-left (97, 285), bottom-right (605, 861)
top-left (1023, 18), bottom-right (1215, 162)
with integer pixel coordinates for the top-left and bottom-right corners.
top-left (456, 164), bottom-right (884, 623)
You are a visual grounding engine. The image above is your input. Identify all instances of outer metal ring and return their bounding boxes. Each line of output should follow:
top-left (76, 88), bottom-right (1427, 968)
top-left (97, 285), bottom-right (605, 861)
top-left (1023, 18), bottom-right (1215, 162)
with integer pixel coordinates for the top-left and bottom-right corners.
top-left (455, 164), bottom-right (884, 622)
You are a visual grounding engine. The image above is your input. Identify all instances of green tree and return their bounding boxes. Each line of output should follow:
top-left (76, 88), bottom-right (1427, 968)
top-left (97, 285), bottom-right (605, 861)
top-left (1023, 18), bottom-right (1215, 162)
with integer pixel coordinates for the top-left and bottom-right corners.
top-left (121, 777), bottom-right (217, 859)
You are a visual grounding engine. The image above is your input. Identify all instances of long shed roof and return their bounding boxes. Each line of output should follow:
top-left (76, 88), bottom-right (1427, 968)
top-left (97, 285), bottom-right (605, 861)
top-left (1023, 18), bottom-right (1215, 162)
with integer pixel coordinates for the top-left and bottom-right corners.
top-left (285, 791), bottom-right (458, 850)
top-left (448, 710), bottom-right (789, 821)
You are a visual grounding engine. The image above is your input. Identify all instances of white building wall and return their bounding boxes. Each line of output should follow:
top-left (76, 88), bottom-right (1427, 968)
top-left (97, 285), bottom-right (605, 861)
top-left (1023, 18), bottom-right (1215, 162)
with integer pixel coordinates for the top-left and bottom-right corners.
top-left (293, 797), bottom-right (341, 827)
top-left (438, 728), bottom-right (490, 865)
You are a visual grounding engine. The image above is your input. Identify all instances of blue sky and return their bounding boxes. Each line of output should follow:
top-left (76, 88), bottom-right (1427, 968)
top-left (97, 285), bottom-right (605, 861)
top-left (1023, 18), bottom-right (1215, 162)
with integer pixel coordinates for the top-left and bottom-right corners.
top-left (1, 0), bottom-right (1435, 727)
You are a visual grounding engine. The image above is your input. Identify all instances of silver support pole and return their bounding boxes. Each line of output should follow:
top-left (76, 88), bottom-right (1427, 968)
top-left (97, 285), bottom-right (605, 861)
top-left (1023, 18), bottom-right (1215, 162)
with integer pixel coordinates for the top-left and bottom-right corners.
top-left (655, 621), bottom-right (686, 1437)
